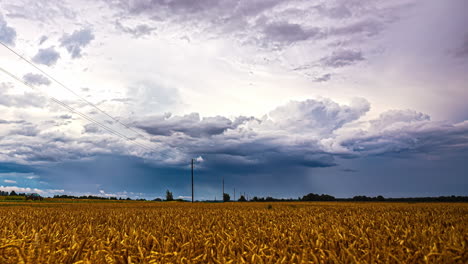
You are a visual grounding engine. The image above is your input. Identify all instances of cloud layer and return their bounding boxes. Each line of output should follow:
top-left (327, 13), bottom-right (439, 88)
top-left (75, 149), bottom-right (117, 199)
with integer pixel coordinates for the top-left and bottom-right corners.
top-left (2, 96), bottom-right (465, 198)
top-left (1, 94), bottom-right (466, 171)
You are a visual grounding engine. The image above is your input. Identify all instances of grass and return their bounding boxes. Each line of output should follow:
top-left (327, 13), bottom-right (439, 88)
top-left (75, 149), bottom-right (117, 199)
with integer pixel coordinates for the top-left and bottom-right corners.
top-left (0, 196), bottom-right (26, 201)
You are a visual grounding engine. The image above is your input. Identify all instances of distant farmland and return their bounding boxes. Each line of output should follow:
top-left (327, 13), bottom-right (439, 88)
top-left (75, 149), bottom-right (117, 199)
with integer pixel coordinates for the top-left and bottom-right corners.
top-left (0, 201), bottom-right (466, 263)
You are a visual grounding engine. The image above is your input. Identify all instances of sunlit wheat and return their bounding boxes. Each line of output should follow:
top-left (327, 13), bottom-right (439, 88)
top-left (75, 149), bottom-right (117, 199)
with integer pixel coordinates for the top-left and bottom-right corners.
top-left (0, 202), bottom-right (466, 263)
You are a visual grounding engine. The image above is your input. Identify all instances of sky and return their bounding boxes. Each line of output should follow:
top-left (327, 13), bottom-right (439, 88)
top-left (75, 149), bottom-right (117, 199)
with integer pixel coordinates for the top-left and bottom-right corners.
top-left (0, 0), bottom-right (467, 200)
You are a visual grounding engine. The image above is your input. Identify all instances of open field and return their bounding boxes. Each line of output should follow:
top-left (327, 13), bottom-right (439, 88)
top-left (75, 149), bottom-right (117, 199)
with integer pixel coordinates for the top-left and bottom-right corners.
top-left (0, 202), bottom-right (466, 263)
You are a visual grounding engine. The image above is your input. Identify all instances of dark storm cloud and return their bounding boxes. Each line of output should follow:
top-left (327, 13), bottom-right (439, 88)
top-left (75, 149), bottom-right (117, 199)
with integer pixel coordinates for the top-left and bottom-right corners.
top-left (82, 124), bottom-right (102, 134)
top-left (454, 35), bottom-right (468, 57)
top-left (132, 99), bottom-right (468, 179)
top-left (23, 73), bottom-right (51, 86)
top-left (313, 73), bottom-right (331, 82)
top-left (58, 114), bottom-right (72, 119)
top-left (1, 133), bottom-right (115, 164)
top-left (109, 0), bottom-right (314, 46)
top-left (137, 98), bottom-right (370, 140)
top-left (108, 0), bottom-right (404, 50)
top-left (114, 0), bottom-right (239, 15)
top-left (9, 124), bottom-right (39, 137)
top-left (320, 50), bottom-right (364, 68)
top-left (136, 113), bottom-right (253, 137)
top-left (314, 4), bottom-right (352, 19)
top-left (1, 95), bottom-right (467, 198)
top-left (38, 35), bottom-right (48, 45)
top-left (0, 14), bottom-right (16, 45)
top-left (340, 110), bottom-right (468, 156)
top-left (0, 162), bottom-right (35, 174)
top-left (329, 19), bottom-right (383, 38)
top-left (262, 22), bottom-right (321, 44)
top-left (60, 28), bottom-right (95, 58)
top-left (115, 21), bottom-right (157, 38)
top-left (4, 97), bottom-right (463, 174)
top-left (34, 155), bottom-right (189, 196)
top-left (32, 47), bottom-right (61, 66)
top-left (134, 98), bottom-right (372, 171)
top-left (111, 0), bottom-right (280, 33)
top-left (0, 119), bottom-right (25, 124)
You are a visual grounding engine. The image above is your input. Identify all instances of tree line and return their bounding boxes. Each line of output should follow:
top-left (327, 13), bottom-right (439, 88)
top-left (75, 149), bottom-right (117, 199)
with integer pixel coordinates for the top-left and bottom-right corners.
top-left (221, 192), bottom-right (468, 202)
top-left (2, 189), bottom-right (467, 202)
top-left (0, 190), bottom-right (29, 196)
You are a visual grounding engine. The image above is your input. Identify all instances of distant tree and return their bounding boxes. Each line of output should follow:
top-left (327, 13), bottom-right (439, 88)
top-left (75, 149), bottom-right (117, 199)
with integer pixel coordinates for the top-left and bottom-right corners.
top-left (353, 195), bottom-right (371, 201)
top-left (238, 195), bottom-right (246, 202)
top-left (223, 193), bottom-right (230, 202)
top-left (153, 198), bottom-right (162, 202)
top-left (302, 193), bottom-right (335, 201)
top-left (166, 190), bottom-right (174, 201)
top-left (376, 195), bottom-right (385, 201)
top-left (9, 191), bottom-right (17, 196)
top-left (252, 196), bottom-right (259, 201)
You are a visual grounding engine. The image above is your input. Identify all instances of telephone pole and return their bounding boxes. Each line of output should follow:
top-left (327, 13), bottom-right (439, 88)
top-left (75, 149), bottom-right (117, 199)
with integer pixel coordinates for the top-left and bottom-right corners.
top-left (191, 159), bottom-right (194, 203)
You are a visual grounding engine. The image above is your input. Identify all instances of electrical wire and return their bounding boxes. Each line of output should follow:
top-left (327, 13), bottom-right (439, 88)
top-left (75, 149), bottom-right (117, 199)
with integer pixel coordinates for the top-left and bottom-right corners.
top-left (0, 40), bottom-right (164, 149)
top-left (0, 66), bottom-right (178, 158)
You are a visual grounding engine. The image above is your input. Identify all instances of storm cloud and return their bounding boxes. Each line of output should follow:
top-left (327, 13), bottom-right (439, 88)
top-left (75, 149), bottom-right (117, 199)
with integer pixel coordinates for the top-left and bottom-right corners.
top-left (135, 113), bottom-right (253, 137)
top-left (115, 21), bottom-right (157, 38)
top-left (320, 50), bottom-right (364, 68)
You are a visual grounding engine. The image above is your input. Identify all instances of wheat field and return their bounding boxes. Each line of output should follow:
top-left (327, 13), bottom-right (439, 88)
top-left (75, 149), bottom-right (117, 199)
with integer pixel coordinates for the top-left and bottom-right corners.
top-left (0, 201), bottom-right (466, 263)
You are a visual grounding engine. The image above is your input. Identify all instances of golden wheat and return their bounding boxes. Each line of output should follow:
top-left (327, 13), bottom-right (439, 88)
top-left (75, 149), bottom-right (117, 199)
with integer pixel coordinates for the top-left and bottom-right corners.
top-left (0, 202), bottom-right (466, 263)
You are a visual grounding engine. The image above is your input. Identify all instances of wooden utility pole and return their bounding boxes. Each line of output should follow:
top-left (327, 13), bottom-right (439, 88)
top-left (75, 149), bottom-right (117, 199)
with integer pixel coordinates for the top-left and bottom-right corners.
top-left (191, 159), bottom-right (194, 203)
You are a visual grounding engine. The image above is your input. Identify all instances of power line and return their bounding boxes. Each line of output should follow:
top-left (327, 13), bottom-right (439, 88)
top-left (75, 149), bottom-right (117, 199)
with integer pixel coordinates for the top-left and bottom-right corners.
top-left (0, 66), bottom-right (167, 155)
top-left (0, 41), bottom-right (161, 149)
top-left (191, 158), bottom-right (194, 203)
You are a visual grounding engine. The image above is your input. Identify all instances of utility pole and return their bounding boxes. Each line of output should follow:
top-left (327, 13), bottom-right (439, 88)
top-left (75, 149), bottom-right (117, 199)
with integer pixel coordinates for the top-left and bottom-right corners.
top-left (222, 177), bottom-right (224, 202)
top-left (191, 159), bottom-right (194, 203)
